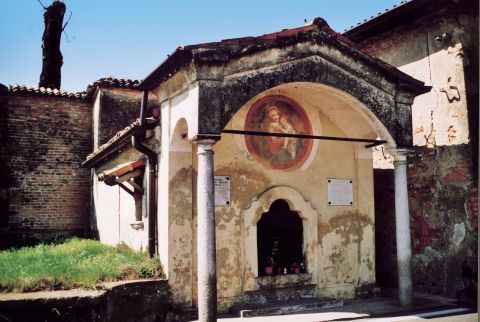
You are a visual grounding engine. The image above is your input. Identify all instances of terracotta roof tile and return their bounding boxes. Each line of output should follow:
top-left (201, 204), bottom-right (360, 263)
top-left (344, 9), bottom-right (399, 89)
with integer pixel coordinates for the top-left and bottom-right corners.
top-left (85, 119), bottom-right (141, 163)
top-left (344, 0), bottom-right (411, 32)
top-left (141, 18), bottom-right (359, 89)
top-left (3, 84), bottom-right (86, 99)
top-left (85, 77), bottom-right (142, 99)
top-left (84, 117), bottom-right (157, 165)
top-left (185, 17), bottom-right (356, 50)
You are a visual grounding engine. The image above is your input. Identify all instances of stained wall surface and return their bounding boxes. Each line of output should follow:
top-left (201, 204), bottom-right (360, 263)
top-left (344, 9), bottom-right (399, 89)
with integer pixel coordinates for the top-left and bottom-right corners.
top-left (159, 83), bottom-right (380, 310)
top-left (357, 12), bottom-right (478, 297)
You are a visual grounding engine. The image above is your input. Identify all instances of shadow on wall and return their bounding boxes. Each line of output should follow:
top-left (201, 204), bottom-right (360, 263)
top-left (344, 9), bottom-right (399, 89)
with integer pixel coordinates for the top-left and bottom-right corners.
top-left (373, 169), bottom-right (398, 290)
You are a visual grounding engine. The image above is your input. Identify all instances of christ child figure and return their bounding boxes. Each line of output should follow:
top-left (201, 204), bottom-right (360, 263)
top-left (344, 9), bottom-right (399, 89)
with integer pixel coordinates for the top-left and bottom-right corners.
top-left (279, 115), bottom-right (297, 159)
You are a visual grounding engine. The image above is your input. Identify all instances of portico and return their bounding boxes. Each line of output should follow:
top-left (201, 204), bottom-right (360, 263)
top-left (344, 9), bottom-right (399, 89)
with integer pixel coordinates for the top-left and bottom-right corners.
top-left (86, 17), bottom-right (429, 321)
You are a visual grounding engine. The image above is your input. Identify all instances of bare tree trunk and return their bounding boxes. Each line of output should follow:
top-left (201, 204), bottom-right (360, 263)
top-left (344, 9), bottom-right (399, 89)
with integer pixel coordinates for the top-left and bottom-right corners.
top-left (39, 1), bottom-right (66, 90)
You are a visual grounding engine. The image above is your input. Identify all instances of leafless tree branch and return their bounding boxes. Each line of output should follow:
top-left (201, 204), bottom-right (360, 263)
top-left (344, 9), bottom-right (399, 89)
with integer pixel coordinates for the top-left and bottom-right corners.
top-left (62, 10), bottom-right (72, 31)
top-left (36, 0), bottom-right (47, 10)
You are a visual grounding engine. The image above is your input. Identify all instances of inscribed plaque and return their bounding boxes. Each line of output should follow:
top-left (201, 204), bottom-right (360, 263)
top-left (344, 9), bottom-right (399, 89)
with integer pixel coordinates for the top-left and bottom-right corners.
top-left (327, 178), bottom-right (353, 206)
top-left (215, 176), bottom-right (231, 206)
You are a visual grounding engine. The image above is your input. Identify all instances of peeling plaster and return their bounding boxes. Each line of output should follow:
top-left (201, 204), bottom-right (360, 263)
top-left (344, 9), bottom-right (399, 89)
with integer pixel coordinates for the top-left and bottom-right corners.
top-left (452, 222), bottom-right (466, 246)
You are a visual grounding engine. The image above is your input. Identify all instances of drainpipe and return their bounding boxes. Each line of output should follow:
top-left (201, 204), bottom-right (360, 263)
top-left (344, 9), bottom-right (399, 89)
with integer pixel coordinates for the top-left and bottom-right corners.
top-left (132, 90), bottom-right (157, 258)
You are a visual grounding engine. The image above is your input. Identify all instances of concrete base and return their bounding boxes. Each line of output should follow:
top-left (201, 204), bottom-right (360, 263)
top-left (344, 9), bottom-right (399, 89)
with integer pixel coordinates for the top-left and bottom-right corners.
top-left (243, 284), bottom-right (317, 304)
top-left (231, 298), bottom-right (344, 318)
top-left (0, 279), bottom-right (172, 322)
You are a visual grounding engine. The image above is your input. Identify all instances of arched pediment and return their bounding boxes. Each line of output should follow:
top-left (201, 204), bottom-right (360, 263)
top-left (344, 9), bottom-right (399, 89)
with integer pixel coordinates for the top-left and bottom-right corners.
top-left (243, 186), bottom-right (318, 291)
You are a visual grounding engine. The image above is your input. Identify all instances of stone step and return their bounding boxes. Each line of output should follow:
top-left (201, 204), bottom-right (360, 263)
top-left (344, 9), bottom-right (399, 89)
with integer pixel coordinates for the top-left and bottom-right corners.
top-left (243, 284), bottom-right (317, 303)
top-left (231, 297), bottom-right (344, 318)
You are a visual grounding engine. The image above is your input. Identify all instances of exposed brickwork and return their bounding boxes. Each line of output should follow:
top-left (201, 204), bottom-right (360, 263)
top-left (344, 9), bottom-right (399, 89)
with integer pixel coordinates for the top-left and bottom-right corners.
top-left (97, 89), bottom-right (158, 147)
top-left (374, 145), bottom-right (477, 297)
top-left (407, 146), bottom-right (477, 297)
top-left (465, 186), bottom-right (478, 230)
top-left (353, 1), bottom-right (478, 300)
top-left (0, 93), bottom-right (92, 248)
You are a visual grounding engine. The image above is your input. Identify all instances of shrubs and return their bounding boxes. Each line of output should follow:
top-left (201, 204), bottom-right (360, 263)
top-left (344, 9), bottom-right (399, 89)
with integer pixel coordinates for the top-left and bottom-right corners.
top-left (0, 238), bottom-right (164, 293)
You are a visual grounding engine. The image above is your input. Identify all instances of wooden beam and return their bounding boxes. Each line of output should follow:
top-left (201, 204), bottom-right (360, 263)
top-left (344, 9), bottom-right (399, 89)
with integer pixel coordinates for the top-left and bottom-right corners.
top-left (116, 169), bottom-right (144, 183)
top-left (128, 179), bottom-right (144, 194)
top-left (118, 183), bottom-right (135, 197)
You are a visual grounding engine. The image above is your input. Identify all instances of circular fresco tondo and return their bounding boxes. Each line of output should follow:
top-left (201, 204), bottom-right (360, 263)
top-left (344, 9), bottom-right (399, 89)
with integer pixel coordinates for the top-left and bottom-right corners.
top-left (244, 95), bottom-right (313, 170)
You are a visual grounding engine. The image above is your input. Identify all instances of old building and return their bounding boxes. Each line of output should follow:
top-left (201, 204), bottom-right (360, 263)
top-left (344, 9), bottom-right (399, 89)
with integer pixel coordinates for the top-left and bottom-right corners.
top-left (0, 0), bottom-right (477, 319)
top-left (345, 0), bottom-right (478, 299)
top-left (83, 17), bottom-right (429, 315)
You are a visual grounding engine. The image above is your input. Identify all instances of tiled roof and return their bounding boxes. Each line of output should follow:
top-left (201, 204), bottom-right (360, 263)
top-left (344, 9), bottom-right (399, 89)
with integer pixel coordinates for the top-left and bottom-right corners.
top-left (196, 17), bottom-right (356, 48)
top-left (3, 84), bottom-right (86, 99)
top-left (83, 117), bottom-right (158, 167)
top-left (140, 17), bottom-right (426, 92)
top-left (85, 119), bottom-right (141, 163)
top-left (344, 0), bottom-right (411, 32)
top-left (85, 77), bottom-right (142, 99)
top-left (141, 17), bottom-right (358, 90)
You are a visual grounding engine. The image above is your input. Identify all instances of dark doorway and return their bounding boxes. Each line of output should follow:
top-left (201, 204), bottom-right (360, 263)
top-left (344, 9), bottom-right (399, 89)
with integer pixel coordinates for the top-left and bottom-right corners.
top-left (374, 169), bottom-right (398, 289)
top-left (257, 199), bottom-right (304, 276)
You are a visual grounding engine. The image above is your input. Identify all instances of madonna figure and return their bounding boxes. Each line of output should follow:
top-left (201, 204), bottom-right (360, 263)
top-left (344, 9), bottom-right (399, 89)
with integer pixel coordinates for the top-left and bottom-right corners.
top-left (245, 95), bottom-right (312, 170)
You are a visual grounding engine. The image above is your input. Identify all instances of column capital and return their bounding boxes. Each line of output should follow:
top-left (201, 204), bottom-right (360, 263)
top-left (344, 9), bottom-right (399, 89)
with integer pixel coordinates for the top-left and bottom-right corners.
top-left (386, 148), bottom-right (414, 162)
top-left (191, 133), bottom-right (221, 145)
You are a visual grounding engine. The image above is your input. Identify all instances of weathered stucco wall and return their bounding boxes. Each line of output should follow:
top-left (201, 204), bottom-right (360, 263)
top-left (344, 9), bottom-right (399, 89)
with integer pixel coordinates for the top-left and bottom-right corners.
top-left (357, 12), bottom-right (478, 297)
top-left (148, 23), bottom-right (423, 310)
top-left (359, 13), bottom-right (477, 149)
top-left (213, 86), bottom-right (376, 305)
top-left (92, 140), bottom-right (158, 252)
top-left (92, 176), bottom-right (149, 251)
top-left (156, 81), bottom-right (380, 310)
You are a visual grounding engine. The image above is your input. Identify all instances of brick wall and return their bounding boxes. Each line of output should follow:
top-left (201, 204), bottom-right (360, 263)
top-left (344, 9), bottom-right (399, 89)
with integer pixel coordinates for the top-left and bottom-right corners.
top-left (0, 93), bottom-right (92, 248)
top-left (373, 145), bottom-right (477, 297)
top-left (407, 145), bottom-right (477, 297)
top-left (96, 89), bottom-right (158, 148)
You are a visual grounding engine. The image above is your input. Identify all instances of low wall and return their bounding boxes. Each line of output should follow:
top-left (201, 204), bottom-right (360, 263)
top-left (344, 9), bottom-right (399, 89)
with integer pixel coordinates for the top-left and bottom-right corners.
top-left (0, 279), bottom-right (185, 322)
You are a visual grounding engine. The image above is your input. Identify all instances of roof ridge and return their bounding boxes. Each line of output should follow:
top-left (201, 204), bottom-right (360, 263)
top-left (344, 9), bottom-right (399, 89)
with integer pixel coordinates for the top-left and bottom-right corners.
top-left (85, 76), bottom-right (143, 100)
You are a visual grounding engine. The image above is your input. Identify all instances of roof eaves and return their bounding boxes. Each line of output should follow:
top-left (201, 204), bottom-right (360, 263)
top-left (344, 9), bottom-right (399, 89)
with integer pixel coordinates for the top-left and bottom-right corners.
top-left (140, 48), bottom-right (193, 91)
top-left (82, 117), bottom-right (158, 168)
top-left (82, 123), bottom-right (139, 168)
top-left (343, 0), bottom-right (414, 36)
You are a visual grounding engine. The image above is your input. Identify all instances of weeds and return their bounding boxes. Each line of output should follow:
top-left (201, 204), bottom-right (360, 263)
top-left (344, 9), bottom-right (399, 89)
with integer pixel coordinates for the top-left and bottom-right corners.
top-left (0, 238), bottom-right (164, 293)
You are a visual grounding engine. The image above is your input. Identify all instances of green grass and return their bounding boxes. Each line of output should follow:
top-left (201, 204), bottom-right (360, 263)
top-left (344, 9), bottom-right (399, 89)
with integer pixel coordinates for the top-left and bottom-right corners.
top-left (0, 238), bottom-right (164, 293)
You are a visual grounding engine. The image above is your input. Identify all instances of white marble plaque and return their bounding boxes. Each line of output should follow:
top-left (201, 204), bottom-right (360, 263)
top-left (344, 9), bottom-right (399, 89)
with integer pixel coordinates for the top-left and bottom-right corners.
top-left (327, 178), bottom-right (353, 206)
top-left (215, 176), bottom-right (231, 206)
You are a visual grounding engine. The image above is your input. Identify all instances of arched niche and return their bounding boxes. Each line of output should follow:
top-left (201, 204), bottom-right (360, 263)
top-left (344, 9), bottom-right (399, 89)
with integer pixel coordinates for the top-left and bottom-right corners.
top-left (243, 186), bottom-right (318, 291)
top-left (170, 117), bottom-right (191, 152)
top-left (160, 116), bottom-right (195, 306)
top-left (257, 199), bottom-right (304, 276)
top-left (227, 82), bottom-right (396, 149)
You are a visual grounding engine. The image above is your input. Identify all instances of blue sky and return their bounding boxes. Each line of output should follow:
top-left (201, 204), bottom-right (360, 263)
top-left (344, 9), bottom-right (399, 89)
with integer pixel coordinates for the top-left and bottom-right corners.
top-left (0, 1), bottom-right (401, 92)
